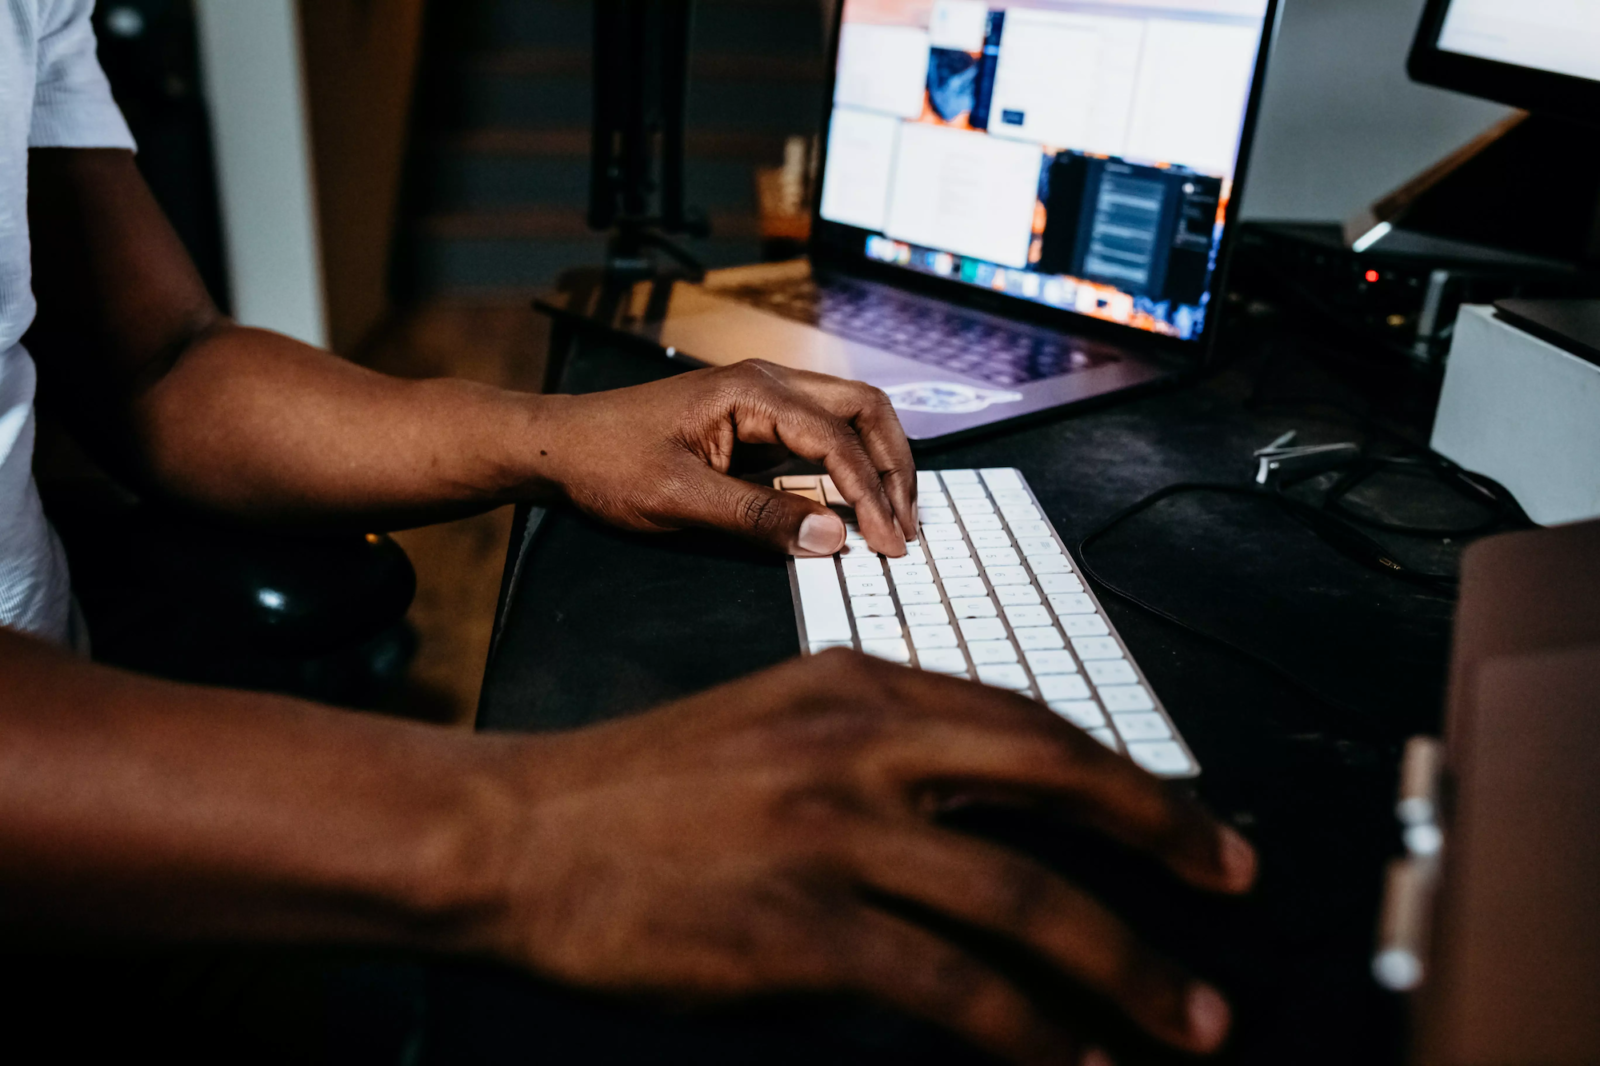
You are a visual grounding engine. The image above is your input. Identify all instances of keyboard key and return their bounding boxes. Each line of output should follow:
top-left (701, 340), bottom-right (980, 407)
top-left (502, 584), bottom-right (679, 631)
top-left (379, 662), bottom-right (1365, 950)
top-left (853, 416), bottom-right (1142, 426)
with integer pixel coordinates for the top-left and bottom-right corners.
top-left (918, 471), bottom-right (944, 493)
top-left (929, 541), bottom-right (971, 560)
top-left (899, 542), bottom-right (928, 563)
top-left (968, 640), bottom-right (1020, 665)
top-left (1037, 573), bottom-right (1081, 595)
top-left (896, 584), bottom-right (942, 605)
top-left (845, 575), bottom-right (889, 597)
top-left (978, 547), bottom-right (1021, 568)
top-left (987, 566), bottom-right (1031, 586)
top-left (1113, 713), bottom-right (1172, 742)
top-left (969, 531), bottom-right (1013, 548)
top-left (1005, 605), bottom-right (1053, 628)
top-left (857, 617), bottom-right (903, 640)
top-left (1029, 554), bottom-right (1073, 574)
top-left (1127, 741), bottom-right (1194, 776)
top-left (889, 563), bottom-right (934, 585)
top-left (910, 625), bottom-right (959, 650)
top-left (1061, 614), bottom-right (1110, 637)
top-left (1099, 684), bottom-right (1156, 712)
top-left (962, 514), bottom-right (1003, 531)
top-left (1050, 700), bottom-right (1106, 729)
top-left (977, 664), bottom-right (1031, 690)
top-left (904, 602), bottom-right (950, 626)
top-left (851, 596), bottom-right (897, 618)
top-left (1086, 659), bottom-right (1138, 685)
top-left (959, 617), bottom-right (1008, 642)
top-left (981, 468), bottom-right (1024, 492)
top-left (794, 557), bottom-right (852, 643)
top-left (777, 475), bottom-right (820, 491)
top-left (1025, 649), bottom-right (1078, 675)
top-left (842, 556), bottom-right (884, 577)
top-left (941, 469), bottom-right (980, 484)
top-left (991, 491), bottom-right (1034, 508)
top-left (936, 557), bottom-right (979, 579)
top-left (918, 648), bottom-right (968, 675)
top-left (949, 597), bottom-right (997, 618)
top-left (1010, 520), bottom-right (1051, 538)
top-left (1016, 538), bottom-right (1061, 557)
top-left (943, 577), bottom-right (988, 598)
top-left (1050, 594), bottom-right (1096, 615)
top-left (1000, 502), bottom-right (1043, 524)
top-left (923, 523), bottom-right (964, 542)
top-left (946, 482), bottom-right (988, 499)
top-left (921, 507), bottom-right (956, 526)
top-left (955, 496), bottom-right (995, 516)
top-left (1089, 728), bottom-right (1121, 752)
top-left (920, 491), bottom-right (950, 510)
top-left (819, 476), bottom-right (847, 507)
top-left (862, 638), bottom-right (911, 664)
top-left (1071, 637), bottom-right (1124, 660)
top-left (1014, 627), bottom-right (1066, 650)
top-left (993, 584), bottom-right (1041, 606)
top-left (1038, 674), bottom-right (1091, 701)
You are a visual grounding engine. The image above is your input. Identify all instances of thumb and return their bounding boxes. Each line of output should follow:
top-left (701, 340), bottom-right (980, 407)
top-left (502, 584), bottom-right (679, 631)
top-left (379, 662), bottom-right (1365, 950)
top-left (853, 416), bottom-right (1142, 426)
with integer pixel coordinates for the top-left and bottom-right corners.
top-left (689, 470), bottom-right (847, 556)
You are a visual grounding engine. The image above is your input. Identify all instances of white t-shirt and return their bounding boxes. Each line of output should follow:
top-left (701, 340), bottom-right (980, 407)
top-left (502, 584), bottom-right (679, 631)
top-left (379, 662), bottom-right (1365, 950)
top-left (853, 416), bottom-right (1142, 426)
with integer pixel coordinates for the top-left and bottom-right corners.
top-left (2, 0), bottom-right (134, 644)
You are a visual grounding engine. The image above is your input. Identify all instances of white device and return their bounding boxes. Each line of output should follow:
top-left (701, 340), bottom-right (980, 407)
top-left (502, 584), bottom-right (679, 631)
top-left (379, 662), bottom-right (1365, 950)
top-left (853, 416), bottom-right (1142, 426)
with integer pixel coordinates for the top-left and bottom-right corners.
top-left (778, 468), bottom-right (1199, 779)
top-left (1432, 303), bottom-right (1600, 526)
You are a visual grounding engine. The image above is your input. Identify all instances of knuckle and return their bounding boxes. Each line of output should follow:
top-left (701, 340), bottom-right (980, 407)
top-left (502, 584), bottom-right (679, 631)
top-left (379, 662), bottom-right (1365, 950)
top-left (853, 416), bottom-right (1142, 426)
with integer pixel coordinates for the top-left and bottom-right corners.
top-left (740, 492), bottom-right (789, 537)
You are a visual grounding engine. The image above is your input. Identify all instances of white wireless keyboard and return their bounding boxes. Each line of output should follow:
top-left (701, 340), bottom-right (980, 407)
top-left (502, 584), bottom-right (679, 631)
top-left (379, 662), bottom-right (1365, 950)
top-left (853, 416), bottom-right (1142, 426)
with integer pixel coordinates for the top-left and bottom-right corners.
top-left (778, 468), bottom-right (1198, 779)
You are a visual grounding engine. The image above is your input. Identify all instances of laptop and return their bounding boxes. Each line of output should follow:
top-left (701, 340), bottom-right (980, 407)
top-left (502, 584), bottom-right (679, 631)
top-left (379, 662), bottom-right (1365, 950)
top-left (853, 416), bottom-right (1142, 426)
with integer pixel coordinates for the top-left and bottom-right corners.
top-left (546, 0), bottom-right (1281, 443)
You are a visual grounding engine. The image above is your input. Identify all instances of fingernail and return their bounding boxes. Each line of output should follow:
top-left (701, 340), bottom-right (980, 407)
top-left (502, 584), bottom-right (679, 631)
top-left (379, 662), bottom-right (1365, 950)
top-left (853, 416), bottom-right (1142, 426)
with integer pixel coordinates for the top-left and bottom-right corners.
top-left (797, 513), bottom-right (845, 555)
top-left (1185, 983), bottom-right (1231, 1051)
top-left (1218, 826), bottom-right (1258, 891)
top-left (1079, 1047), bottom-right (1115, 1066)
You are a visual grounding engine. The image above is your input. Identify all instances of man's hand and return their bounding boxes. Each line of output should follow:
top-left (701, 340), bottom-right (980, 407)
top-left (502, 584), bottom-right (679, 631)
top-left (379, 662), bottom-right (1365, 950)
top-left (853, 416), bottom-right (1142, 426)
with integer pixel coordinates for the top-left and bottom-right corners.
top-left (25, 151), bottom-right (917, 548)
top-left (478, 651), bottom-right (1257, 1064)
top-left (536, 361), bottom-right (919, 557)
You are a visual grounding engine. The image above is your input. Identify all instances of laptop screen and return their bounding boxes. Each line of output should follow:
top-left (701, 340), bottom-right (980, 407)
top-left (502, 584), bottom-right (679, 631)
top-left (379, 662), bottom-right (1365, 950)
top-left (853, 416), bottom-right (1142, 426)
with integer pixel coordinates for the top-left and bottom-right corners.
top-left (815, 0), bottom-right (1273, 343)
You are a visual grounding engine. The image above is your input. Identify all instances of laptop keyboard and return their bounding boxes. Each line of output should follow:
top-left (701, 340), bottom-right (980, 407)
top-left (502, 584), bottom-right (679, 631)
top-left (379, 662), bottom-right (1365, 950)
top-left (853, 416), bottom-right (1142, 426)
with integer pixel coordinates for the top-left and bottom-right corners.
top-left (779, 468), bottom-right (1198, 779)
top-left (722, 277), bottom-right (1116, 387)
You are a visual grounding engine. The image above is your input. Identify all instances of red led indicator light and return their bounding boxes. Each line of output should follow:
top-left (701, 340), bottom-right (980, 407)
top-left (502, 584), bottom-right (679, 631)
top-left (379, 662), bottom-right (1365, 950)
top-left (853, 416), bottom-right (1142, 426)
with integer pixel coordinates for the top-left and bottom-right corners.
top-left (1365, 269), bottom-right (1380, 283)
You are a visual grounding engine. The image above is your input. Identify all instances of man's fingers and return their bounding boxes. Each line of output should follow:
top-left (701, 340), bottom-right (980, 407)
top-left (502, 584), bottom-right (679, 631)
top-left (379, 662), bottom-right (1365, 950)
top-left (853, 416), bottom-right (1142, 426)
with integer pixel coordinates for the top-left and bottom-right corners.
top-left (826, 904), bottom-right (1078, 1066)
top-left (844, 824), bottom-right (1232, 1057)
top-left (783, 374), bottom-right (920, 542)
top-left (672, 470), bottom-right (845, 556)
top-left (719, 363), bottom-right (909, 555)
top-left (826, 656), bottom-right (1256, 895)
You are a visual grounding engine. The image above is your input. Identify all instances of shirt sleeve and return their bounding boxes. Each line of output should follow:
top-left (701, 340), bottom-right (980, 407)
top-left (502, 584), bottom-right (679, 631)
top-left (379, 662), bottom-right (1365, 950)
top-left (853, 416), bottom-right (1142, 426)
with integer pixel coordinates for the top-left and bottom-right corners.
top-left (28, 0), bottom-right (136, 150)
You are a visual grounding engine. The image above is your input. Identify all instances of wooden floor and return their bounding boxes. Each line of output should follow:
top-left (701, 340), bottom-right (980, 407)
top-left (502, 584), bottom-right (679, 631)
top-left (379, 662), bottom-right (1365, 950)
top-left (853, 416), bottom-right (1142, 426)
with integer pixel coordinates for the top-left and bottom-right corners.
top-left (356, 299), bottom-right (550, 727)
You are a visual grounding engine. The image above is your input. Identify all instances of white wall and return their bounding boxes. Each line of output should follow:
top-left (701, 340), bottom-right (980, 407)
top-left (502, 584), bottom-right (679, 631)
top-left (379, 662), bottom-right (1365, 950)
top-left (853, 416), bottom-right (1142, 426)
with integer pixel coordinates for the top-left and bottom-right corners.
top-left (193, 0), bottom-right (328, 348)
top-left (1241, 0), bottom-right (1513, 222)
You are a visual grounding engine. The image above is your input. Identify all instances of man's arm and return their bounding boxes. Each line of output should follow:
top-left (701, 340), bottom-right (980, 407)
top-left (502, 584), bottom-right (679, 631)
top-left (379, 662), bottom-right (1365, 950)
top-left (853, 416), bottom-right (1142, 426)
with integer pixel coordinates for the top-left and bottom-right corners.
top-left (25, 148), bottom-right (917, 555)
top-left (0, 627), bottom-right (1252, 1062)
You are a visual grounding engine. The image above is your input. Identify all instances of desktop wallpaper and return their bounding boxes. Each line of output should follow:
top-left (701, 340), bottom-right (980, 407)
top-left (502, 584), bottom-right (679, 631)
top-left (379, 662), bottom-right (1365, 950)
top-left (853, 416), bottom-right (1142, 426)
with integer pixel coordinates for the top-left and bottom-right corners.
top-left (818, 0), bottom-right (1269, 340)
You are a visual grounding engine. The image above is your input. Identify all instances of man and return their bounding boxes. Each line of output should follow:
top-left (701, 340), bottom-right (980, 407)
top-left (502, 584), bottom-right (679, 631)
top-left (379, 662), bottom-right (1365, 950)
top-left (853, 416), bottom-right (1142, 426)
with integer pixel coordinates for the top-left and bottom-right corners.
top-left (0, 3), bottom-right (1257, 1062)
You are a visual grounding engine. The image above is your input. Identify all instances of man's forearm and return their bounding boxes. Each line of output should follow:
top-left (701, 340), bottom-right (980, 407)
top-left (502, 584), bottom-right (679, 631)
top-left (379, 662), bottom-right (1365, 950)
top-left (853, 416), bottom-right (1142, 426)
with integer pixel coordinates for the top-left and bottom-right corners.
top-left (0, 627), bottom-right (516, 949)
top-left (130, 321), bottom-right (571, 528)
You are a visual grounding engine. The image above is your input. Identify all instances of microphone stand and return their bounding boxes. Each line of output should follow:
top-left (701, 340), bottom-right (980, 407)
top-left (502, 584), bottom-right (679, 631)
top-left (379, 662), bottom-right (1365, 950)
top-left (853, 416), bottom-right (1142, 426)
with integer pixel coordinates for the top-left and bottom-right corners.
top-left (589, 0), bottom-right (709, 282)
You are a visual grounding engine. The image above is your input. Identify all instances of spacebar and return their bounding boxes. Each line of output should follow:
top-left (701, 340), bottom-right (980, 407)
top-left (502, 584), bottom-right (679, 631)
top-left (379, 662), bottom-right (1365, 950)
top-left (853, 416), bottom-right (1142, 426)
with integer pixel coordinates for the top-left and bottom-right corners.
top-left (794, 557), bottom-right (852, 644)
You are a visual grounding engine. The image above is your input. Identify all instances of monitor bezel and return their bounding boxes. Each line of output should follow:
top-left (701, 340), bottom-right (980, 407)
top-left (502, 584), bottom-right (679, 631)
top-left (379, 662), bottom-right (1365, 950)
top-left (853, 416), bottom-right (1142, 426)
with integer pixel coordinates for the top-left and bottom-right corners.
top-left (807, 0), bottom-right (1282, 363)
top-left (1408, 0), bottom-right (1600, 125)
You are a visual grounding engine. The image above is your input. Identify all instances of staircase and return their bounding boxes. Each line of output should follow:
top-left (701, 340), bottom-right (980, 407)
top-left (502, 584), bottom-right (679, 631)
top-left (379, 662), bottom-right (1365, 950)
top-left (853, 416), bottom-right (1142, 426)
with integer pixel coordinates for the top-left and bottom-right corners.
top-left (399, 0), bottom-right (828, 300)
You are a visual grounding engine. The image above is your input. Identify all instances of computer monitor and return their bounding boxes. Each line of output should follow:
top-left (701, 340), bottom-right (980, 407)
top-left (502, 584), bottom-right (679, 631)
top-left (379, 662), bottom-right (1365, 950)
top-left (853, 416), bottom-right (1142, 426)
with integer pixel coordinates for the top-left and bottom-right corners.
top-left (1409, 0), bottom-right (1600, 124)
top-left (810, 0), bottom-right (1278, 347)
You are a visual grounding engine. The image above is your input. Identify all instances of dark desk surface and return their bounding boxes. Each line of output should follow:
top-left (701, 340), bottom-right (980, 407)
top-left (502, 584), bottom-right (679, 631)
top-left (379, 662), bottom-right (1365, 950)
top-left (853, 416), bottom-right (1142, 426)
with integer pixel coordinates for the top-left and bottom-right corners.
top-left (430, 329), bottom-right (1477, 1065)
